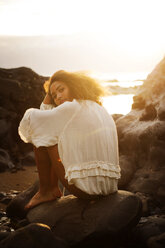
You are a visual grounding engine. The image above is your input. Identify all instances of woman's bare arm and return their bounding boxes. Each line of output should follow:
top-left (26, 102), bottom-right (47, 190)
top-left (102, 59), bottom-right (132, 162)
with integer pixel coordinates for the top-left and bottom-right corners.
top-left (43, 93), bottom-right (53, 105)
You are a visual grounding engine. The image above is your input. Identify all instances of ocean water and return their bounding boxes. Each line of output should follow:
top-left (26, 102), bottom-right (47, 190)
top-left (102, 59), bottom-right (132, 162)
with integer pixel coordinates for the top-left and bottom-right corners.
top-left (101, 79), bottom-right (144, 115)
top-left (87, 71), bottom-right (146, 115)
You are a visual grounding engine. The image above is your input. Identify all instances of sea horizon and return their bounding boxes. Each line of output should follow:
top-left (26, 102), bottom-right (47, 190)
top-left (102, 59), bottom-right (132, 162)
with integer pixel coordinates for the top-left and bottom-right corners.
top-left (0, 65), bottom-right (148, 83)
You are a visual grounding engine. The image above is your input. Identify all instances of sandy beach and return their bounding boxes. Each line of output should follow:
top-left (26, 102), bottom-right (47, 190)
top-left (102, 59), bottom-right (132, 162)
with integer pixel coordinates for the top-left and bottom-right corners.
top-left (0, 166), bottom-right (38, 211)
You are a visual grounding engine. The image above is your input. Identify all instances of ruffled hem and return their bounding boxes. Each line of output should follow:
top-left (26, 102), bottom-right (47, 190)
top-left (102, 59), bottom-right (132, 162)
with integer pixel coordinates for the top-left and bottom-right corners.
top-left (65, 161), bottom-right (121, 182)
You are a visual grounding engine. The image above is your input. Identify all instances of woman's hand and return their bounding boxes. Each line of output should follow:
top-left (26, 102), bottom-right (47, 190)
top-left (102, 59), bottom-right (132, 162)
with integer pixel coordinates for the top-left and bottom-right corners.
top-left (43, 93), bottom-right (53, 105)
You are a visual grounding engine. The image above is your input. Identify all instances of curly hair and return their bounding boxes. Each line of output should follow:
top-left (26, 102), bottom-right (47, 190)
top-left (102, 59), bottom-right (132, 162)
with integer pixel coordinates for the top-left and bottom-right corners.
top-left (44, 70), bottom-right (106, 105)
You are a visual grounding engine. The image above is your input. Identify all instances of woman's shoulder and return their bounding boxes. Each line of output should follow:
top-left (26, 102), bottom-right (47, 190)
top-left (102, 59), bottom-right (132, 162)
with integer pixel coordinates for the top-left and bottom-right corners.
top-left (59, 99), bottom-right (80, 109)
top-left (50, 99), bottom-right (81, 115)
top-left (79, 99), bottom-right (104, 110)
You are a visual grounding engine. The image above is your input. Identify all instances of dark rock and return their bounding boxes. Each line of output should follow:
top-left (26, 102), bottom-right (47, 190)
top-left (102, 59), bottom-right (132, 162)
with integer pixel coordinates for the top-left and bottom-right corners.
top-left (0, 67), bottom-right (48, 163)
top-left (134, 215), bottom-right (165, 247)
top-left (0, 226), bottom-right (11, 233)
top-left (118, 155), bottom-right (136, 188)
top-left (0, 232), bottom-right (9, 242)
top-left (0, 192), bottom-right (22, 209)
top-left (0, 193), bottom-right (7, 201)
top-left (0, 223), bottom-right (67, 248)
top-left (135, 192), bottom-right (151, 217)
top-left (5, 185), bottom-right (142, 247)
top-left (0, 211), bottom-right (6, 218)
top-left (116, 57), bottom-right (165, 213)
top-left (147, 232), bottom-right (165, 248)
top-left (13, 219), bottom-right (30, 230)
top-left (20, 151), bottom-right (35, 166)
top-left (139, 104), bottom-right (157, 121)
top-left (0, 217), bottom-right (12, 233)
top-left (26, 191), bottom-right (142, 246)
top-left (126, 168), bottom-right (165, 212)
top-left (157, 97), bottom-right (165, 121)
top-left (0, 197), bottom-right (12, 205)
top-left (6, 180), bottom-right (39, 219)
top-left (112, 113), bottom-right (123, 122)
top-left (0, 149), bottom-right (15, 172)
top-left (158, 108), bottom-right (165, 121)
top-left (6, 180), bottom-right (69, 220)
top-left (132, 95), bottom-right (146, 109)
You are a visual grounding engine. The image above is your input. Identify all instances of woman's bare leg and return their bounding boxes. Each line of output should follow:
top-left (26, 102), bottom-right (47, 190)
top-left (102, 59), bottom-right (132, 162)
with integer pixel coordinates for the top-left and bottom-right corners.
top-left (25, 146), bottom-right (62, 209)
top-left (26, 144), bottom-right (91, 209)
top-left (47, 145), bottom-right (92, 199)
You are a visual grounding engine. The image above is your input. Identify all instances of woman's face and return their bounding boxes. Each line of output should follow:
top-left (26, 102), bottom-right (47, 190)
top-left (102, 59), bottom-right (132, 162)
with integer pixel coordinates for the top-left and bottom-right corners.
top-left (50, 81), bottom-right (73, 106)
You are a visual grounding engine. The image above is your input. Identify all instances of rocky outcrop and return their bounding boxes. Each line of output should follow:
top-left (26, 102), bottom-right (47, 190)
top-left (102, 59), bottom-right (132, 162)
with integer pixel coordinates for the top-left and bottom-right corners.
top-left (0, 67), bottom-right (48, 171)
top-left (1, 57), bottom-right (165, 246)
top-left (6, 180), bottom-right (39, 219)
top-left (0, 223), bottom-right (67, 248)
top-left (117, 57), bottom-right (165, 213)
top-left (5, 189), bottom-right (142, 247)
top-left (27, 192), bottom-right (141, 247)
top-left (134, 215), bottom-right (165, 248)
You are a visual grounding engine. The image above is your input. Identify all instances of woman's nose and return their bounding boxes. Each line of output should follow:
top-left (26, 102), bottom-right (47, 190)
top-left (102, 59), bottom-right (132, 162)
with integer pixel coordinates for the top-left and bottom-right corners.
top-left (57, 92), bottom-right (62, 100)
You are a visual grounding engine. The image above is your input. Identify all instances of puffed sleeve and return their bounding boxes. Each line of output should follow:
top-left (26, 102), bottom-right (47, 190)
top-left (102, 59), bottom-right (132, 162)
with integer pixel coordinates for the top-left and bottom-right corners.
top-left (18, 100), bottom-right (80, 148)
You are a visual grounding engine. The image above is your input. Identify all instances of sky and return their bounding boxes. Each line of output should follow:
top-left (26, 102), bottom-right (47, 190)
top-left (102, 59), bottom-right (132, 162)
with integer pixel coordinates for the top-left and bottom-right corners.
top-left (0, 0), bottom-right (165, 79)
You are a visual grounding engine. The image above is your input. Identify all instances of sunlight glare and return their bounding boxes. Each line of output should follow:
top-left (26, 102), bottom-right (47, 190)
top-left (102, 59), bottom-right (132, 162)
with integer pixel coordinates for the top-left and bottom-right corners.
top-left (102, 94), bottom-right (134, 115)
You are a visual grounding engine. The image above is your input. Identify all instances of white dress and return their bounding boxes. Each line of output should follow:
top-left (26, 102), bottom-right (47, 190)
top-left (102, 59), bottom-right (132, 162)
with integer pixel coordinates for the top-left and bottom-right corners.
top-left (18, 99), bottom-right (121, 195)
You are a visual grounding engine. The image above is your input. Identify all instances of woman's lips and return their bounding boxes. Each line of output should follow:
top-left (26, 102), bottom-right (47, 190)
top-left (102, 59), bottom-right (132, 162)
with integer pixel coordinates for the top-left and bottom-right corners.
top-left (59, 99), bottom-right (65, 104)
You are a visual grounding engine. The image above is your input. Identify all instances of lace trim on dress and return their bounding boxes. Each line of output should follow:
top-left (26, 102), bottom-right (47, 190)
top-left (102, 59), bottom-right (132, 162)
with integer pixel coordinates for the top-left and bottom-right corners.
top-left (65, 161), bottom-right (121, 182)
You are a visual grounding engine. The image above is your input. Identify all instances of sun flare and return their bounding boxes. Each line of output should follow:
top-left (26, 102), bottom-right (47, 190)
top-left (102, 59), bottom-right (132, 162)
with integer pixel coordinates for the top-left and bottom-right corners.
top-left (102, 94), bottom-right (134, 115)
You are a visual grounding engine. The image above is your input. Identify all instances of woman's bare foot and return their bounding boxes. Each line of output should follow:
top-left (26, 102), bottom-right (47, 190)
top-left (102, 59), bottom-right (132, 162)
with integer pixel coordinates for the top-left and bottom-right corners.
top-left (25, 187), bottom-right (62, 210)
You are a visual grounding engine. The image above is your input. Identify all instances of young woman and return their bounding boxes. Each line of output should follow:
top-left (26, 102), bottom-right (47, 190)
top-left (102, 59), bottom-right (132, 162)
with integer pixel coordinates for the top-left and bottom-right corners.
top-left (19, 70), bottom-right (120, 209)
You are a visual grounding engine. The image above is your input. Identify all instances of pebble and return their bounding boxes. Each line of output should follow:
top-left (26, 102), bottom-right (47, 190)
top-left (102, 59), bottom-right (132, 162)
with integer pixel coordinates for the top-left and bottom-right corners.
top-left (10, 190), bottom-right (20, 195)
top-left (1, 217), bottom-right (8, 222)
top-left (0, 192), bottom-right (6, 201)
top-left (0, 191), bottom-right (20, 206)
top-left (0, 197), bottom-right (12, 205)
top-left (0, 191), bottom-right (21, 233)
top-left (0, 212), bottom-right (6, 218)
top-left (0, 213), bottom-right (12, 232)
